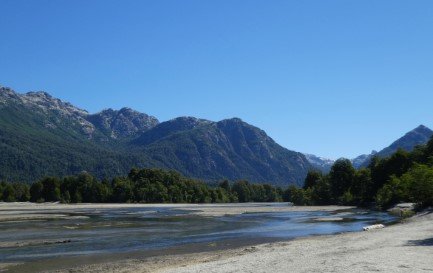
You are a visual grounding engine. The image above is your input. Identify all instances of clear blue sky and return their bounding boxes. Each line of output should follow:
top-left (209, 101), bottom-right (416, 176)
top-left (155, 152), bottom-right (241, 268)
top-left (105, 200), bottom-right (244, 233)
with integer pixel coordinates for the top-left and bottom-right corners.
top-left (1, 0), bottom-right (433, 159)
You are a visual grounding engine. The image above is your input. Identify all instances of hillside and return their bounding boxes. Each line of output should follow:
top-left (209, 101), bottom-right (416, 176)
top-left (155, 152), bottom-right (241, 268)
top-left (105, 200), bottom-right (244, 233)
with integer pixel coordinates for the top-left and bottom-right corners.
top-left (135, 118), bottom-right (310, 186)
top-left (0, 86), bottom-right (310, 186)
top-left (354, 125), bottom-right (433, 168)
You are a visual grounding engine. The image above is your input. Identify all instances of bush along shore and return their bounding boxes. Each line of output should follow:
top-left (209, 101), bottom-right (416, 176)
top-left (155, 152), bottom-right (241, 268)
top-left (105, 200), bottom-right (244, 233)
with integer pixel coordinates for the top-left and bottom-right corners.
top-left (1, 136), bottom-right (433, 209)
top-left (0, 168), bottom-right (285, 204)
top-left (287, 136), bottom-right (433, 211)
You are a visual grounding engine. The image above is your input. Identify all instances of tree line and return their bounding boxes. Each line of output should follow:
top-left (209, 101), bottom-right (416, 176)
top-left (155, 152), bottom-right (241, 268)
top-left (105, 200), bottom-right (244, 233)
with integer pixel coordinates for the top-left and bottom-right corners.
top-left (0, 168), bottom-right (284, 204)
top-left (287, 136), bottom-right (433, 209)
top-left (2, 137), bottom-right (433, 209)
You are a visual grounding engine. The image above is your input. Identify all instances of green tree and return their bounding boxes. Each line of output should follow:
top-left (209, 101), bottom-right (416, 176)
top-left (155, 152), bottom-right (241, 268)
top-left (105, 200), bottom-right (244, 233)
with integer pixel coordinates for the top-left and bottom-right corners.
top-left (40, 177), bottom-right (61, 202)
top-left (12, 183), bottom-right (30, 201)
top-left (61, 190), bottom-right (71, 203)
top-left (219, 180), bottom-right (231, 192)
top-left (420, 136), bottom-right (433, 164)
top-left (284, 185), bottom-right (312, 205)
top-left (111, 178), bottom-right (134, 203)
top-left (2, 184), bottom-right (16, 202)
top-left (95, 182), bottom-right (111, 203)
top-left (375, 174), bottom-right (411, 209)
top-left (212, 187), bottom-right (230, 203)
top-left (232, 181), bottom-right (251, 202)
top-left (351, 168), bottom-right (372, 205)
top-left (0, 182), bottom-right (4, 200)
top-left (311, 176), bottom-right (332, 205)
top-left (303, 170), bottom-right (322, 189)
top-left (369, 150), bottom-right (412, 196)
top-left (339, 190), bottom-right (354, 205)
top-left (76, 172), bottom-right (100, 202)
top-left (30, 181), bottom-right (44, 202)
top-left (263, 184), bottom-right (280, 202)
top-left (401, 164), bottom-right (433, 208)
top-left (329, 159), bottom-right (355, 202)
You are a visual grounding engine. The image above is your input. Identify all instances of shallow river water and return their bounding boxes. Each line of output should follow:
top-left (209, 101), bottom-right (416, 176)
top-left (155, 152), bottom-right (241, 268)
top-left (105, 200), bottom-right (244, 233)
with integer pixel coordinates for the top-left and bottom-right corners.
top-left (0, 203), bottom-right (397, 264)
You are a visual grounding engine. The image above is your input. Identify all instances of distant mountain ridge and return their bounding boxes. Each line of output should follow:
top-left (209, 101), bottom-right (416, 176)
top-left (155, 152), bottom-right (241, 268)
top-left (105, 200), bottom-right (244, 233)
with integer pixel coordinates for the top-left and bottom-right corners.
top-left (378, 125), bottom-right (433, 156)
top-left (353, 125), bottom-right (433, 168)
top-left (0, 86), bottom-right (310, 186)
top-left (0, 87), bottom-right (95, 136)
top-left (136, 117), bottom-right (310, 185)
top-left (87, 108), bottom-right (159, 140)
top-left (304, 154), bottom-right (335, 173)
top-left (3, 86), bottom-right (430, 184)
top-left (304, 125), bottom-right (433, 172)
top-left (351, 152), bottom-right (377, 169)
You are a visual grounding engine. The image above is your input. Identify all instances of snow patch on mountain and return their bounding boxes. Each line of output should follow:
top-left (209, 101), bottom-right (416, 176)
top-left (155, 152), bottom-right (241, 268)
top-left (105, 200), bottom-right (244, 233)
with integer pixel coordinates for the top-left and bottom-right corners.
top-left (304, 154), bottom-right (335, 173)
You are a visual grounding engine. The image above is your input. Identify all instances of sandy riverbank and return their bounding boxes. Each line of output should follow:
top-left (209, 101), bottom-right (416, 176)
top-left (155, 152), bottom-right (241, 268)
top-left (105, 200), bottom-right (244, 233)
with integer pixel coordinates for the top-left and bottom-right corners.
top-left (0, 202), bottom-right (353, 220)
top-left (163, 211), bottom-right (433, 273)
top-left (1, 203), bottom-right (432, 273)
top-left (51, 212), bottom-right (433, 273)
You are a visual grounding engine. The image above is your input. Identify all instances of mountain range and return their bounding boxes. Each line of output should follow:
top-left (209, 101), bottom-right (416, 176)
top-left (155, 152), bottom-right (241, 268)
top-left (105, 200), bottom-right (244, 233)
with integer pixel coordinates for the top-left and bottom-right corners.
top-left (0, 86), bottom-right (310, 186)
top-left (351, 125), bottom-right (433, 168)
top-left (308, 125), bottom-right (433, 172)
top-left (1, 86), bottom-right (432, 186)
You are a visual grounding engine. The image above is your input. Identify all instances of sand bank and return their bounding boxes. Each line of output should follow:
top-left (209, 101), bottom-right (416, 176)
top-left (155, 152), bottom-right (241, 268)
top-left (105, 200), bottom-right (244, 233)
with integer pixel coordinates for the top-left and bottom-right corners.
top-left (46, 212), bottom-right (433, 273)
top-left (2, 203), bottom-right (431, 273)
top-left (0, 202), bottom-right (353, 220)
top-left (50, 210), bottom-right (433, 273)
top-left (160, 211), bottom-right (433, 273)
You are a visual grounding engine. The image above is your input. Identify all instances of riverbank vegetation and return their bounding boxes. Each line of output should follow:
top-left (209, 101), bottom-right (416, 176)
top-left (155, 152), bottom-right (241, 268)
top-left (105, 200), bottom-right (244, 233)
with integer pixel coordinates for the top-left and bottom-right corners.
top-left (0, 168), bottom-right (283, 204)
top-left (2, 137), bottom-right (433, 209)
top-left (289, 137), bottom-right (433, 209)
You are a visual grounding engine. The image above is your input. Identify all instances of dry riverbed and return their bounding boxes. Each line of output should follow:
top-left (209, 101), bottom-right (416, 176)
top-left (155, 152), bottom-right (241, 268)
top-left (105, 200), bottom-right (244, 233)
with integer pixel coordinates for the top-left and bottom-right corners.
top-left (0, 202), bottom-right (353, 219)
top-left (1, 203), bottom-right (432, 273)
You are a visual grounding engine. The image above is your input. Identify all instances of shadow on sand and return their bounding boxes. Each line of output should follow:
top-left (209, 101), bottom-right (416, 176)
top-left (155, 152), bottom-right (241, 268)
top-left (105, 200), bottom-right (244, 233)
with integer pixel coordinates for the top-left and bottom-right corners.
top-left (405, 238), bottom-right (433, 246)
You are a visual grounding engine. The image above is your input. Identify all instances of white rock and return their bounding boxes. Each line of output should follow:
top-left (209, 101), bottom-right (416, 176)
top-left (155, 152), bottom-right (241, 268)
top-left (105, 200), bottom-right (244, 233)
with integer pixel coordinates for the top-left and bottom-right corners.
top-left (363, 224), bottom-right (385, 231)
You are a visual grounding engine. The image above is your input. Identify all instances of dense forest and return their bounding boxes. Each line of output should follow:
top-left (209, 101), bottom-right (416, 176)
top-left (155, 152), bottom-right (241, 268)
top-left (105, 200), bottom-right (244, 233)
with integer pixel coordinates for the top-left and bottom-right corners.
top-left (0, 168), bottom-right (283, 203)
top-left (288, 136), bottom-right (433, 209)
top-left (0, 88), bottom-right (310, 186)
top-left (2, 136), bottom-right (433, 209)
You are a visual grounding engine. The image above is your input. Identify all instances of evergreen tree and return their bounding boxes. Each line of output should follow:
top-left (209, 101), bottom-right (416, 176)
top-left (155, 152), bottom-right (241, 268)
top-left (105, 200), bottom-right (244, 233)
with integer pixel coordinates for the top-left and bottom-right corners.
top-left (329, 159), bottom-right (355, 202)
top-left (303, 170), bottom-right (322, 189)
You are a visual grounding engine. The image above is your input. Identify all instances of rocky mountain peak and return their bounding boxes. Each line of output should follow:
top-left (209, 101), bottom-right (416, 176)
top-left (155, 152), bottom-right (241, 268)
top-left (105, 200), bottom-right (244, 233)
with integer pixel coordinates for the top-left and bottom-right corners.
top-left (87, 108), bottom-right (159, 139)
top-left (354, 125), bottom-right (433, 168)
top-left (218, 117), bottom-right (245, 125)
top-left (0, 87), bottom-right (94, 136)
top-left (304, 154), bottom-right (335, 173)
top-left (22, 91), bottom-right (89, 116)
top-left (217, 118), bottom-right (268, 140)
top-left (412, 124), bottom-right (432, 135)
top-left (118, 107), bottom-right (135, 113)
top-left (25, 90), bottom-right (52, 98)
top-left (0, 86), bottom-right (21, 103)
top-left (170, 116), bottom-right (212, 127)
top-left (0, 86), bottom-right (17, 96)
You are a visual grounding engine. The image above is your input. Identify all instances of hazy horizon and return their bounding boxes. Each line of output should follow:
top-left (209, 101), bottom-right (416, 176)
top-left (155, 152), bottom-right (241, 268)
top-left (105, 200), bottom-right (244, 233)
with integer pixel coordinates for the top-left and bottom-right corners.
top-left (1, 0), bottom-right (433, 159)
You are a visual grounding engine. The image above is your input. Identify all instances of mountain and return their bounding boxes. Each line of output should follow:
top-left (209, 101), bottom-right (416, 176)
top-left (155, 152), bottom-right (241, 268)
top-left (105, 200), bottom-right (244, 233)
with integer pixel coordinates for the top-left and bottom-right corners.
top-left (136, 118), bottom-right (310, 186)
top-left (0, 87), bottom-right (153, 182)
top-left (87, 108), bottom-right (159, 140)
top-left (354, 125), bottom-right (433, 168)
top-left (0, 88), bottom-right (95, 136)
top-left (133, 116), bottom-right (211, 146)
top-left (351, 151), bottom-right (376, 169)
top-left (304, 154), bottom-right (334, 173)
top-left (0, 86), bottom-right (311, 186)
top-left (377, 125), bottom-right (433, 157)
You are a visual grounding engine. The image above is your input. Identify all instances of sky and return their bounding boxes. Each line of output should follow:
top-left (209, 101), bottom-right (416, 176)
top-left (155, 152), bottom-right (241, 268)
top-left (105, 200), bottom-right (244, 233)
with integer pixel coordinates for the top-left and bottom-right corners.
top-left (1, 0), bottom-right (433, 159)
